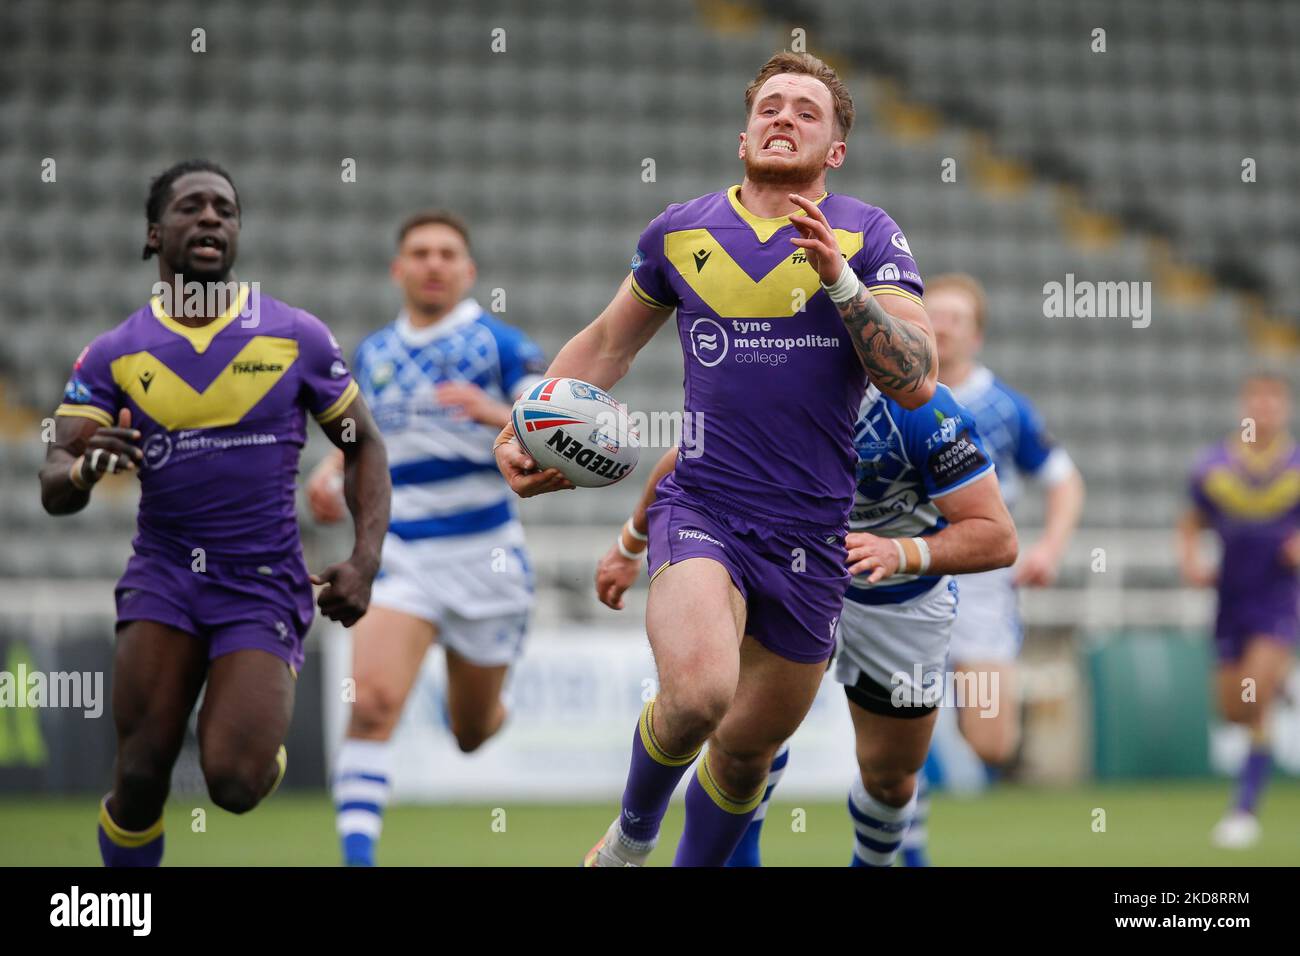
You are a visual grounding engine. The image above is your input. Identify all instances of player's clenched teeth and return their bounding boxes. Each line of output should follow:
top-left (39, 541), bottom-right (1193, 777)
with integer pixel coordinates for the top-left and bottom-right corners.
top-left (763, 135), bottom-right (796, 152)
top-left (189, 234), bottom-right (226, 257)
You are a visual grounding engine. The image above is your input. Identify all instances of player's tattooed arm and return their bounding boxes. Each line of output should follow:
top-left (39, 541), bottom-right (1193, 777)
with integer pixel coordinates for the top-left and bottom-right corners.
top-left (40, 411), bottom-right (143, 515)
top-left (314, 395), bottom-right (390, 626)
top-left (786, 195), bottom-right (936, 406)
top-left (837, 292), bottom-right (937, 404)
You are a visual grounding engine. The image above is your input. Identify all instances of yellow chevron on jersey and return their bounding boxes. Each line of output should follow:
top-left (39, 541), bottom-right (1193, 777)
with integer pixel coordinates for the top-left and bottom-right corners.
top-left (664, 227), bottom-right (866, 319)
top-left (110, 336), bottom-right (300, 430)
top-left (1202, 466), bottom-right (1300, 520)
top-left (149, 284), bottom-right (251, 354)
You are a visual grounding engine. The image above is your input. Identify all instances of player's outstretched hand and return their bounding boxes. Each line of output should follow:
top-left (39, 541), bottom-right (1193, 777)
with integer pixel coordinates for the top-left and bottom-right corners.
top-left (787, 193), bottom-right (846, 286)
top-left (311, 556), bottom-right (375, 628)
top-left (595, 542), bottom-right (640, 610)
top-left (305, 457), bottom-right (347, 524)
top-left (436, 381), bottom-right (511, 427)
top-left (80, 408), bottom-right (143, 482)
top-left (845, 531), bottom-right (901, 584)
top-left (1013, 541), bottom-right (1060, 587)
top-left (494, 424), bottom-right (576, 497)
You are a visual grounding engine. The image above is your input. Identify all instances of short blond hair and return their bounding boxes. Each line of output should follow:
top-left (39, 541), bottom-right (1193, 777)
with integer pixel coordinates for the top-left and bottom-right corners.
top-left (744, 52), bottom-right (855, 139)
top-left (926, 273), bottom-right (989, 333)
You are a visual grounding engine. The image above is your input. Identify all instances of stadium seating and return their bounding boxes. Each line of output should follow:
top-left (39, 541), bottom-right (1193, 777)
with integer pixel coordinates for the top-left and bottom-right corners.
top-left (2, 0), bottom-right (1296, 597)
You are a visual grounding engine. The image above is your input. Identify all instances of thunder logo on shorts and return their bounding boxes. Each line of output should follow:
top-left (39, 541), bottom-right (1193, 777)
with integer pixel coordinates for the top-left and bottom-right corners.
top-left (56, 285), bottom-right (359, 561)
top-left (629, 186), bottom-right (924, 527)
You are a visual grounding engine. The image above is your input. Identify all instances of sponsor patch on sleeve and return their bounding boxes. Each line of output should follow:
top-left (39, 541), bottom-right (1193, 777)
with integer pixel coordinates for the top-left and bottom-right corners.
top-left (63, 378), bottom-right (92, 403)
top-left (925, 428), bottom-right (989, 488)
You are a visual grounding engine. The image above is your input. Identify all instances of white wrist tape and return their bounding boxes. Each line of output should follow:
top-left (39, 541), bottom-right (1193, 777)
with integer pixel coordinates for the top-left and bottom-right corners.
top-left (616, 535), bottom-right (644, 561)
top-left (913, 536), bottom-right (931, 575)
top-left (821, 258), bottom-right (861, 304)
top-left (624, 519), bottom-right (648, 542)
top-left (893, 537), bottom-right (933, 575)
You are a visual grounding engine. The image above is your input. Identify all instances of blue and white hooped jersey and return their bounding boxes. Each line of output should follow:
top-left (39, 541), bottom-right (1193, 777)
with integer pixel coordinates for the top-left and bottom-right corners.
top-left (848, 383), bottom-right (995, 604)
top-left (353, 298), bottom-right (547, 543)
top-left (948, 365), bottom-right (1073, 511)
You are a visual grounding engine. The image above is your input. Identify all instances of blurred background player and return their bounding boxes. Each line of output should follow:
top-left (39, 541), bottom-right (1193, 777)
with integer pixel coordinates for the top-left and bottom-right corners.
top-left (40, 160), bottom-right (389, 866)
top-left (598, 379), bottom-right (1017, 867)
top-left (307, 211), bottom-right (546, 866)
top-left (496, 51), bottom-right (937, 867)
top-left (912, 273), bottom-right (1084, 864)
top-left (1179, 371), bottom-right (1300, 849)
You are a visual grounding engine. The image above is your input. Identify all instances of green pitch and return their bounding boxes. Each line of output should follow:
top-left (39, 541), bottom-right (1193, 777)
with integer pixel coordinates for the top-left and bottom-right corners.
top-left (2, 782), bottom-right (1297, 866)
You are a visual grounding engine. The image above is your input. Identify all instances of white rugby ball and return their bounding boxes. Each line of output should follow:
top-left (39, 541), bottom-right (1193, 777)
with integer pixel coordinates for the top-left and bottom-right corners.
top-left (511, 378), bottom-right (640, 488)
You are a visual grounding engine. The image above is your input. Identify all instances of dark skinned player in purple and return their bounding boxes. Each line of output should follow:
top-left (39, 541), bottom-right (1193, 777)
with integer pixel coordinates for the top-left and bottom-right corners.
top-left (39, 160), bottom-right (390, 866)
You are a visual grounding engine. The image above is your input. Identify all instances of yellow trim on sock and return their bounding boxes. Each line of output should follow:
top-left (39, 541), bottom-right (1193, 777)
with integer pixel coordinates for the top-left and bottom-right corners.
top-left (637, 699), bottom-right (700, 768)
top-left (267, 745), bottom-right (288, 798)
top-left (99, 798), bottom-right (164, 848)
top-left (696, 753), bottom-right (764, 814)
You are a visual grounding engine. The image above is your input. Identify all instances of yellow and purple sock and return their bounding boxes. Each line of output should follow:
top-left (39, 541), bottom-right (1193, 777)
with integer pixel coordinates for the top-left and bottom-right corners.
top-left (618, 699), bottom-right (700, 848)
top-left (1235, 743), bottom-right (1272, 815)
top-left (268, 745), bottom-right (287, 798)
top-left (725, 742), bottom-right (790, 867)
top-left (674, 752), bottom-right (764, 867)
top-left (97, 797), bottom-right (164, 867)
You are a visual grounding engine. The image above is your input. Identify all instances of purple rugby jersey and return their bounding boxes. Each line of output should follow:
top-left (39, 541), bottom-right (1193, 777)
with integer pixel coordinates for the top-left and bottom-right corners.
top-left (629, 185), bottom-right (923, 529)
top-left (1189, 438), bottom-right (1300, 658)
top-left (56, 285), bottom-right (359, 562)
